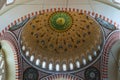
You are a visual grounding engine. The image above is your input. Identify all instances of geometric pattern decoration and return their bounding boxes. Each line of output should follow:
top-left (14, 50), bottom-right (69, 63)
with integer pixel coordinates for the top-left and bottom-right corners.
top-left (20, 10), bottom-right (104, 72)
top-left (49, 11), bottom-right (72, 32)
top-left (84, 66), bottom-right (100, 80)
top-left (0, 8), bottom-right (118, 80)
top-left (23, 67), bottom-right (39, 80)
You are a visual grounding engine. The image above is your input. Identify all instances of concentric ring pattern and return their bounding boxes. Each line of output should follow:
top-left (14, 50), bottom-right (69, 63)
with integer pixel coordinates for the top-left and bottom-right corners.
top-left (20, 10), bottom-right (104, 72)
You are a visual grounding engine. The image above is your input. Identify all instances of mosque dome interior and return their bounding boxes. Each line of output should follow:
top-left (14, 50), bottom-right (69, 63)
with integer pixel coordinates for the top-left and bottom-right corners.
top-left (0, 0), bottom-right (120, 80)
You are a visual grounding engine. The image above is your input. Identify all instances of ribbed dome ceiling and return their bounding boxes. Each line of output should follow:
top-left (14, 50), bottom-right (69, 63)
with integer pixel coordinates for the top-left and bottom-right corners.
top-left (20, 10), bottom-right (104, 72)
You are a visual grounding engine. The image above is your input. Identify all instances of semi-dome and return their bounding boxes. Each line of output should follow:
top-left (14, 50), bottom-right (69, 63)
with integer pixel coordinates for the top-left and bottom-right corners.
top-left (20, 10), bottom-right (103, 72)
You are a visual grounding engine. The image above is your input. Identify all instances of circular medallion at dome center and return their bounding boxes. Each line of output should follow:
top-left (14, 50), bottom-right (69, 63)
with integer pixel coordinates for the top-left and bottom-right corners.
top-left (49, 12), bottom-right (72, 32)
top-left (20, 10), bottom-right (104, 72)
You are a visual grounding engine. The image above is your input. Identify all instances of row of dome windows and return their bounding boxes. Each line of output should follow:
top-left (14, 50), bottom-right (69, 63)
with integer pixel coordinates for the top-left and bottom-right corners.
top-left (21, 43), bottom-right (100, 72)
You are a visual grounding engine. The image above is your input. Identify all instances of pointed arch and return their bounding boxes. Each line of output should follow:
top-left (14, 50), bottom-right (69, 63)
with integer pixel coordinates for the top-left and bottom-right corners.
top-left (101, 30), bottom-right (120, 80)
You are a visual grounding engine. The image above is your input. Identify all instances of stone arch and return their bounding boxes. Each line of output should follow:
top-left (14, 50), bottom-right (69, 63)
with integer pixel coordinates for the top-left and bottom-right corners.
top-left (101, 30), bottom-right (120, 80)
top-left (0, 32), bottom-right (21, 80)
top-left (0, 40), bottom-right (19, 80)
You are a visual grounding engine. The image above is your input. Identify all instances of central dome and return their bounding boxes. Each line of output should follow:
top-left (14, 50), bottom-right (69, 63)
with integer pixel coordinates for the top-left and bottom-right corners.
top-left (20, 10), bottom-right (103, 72)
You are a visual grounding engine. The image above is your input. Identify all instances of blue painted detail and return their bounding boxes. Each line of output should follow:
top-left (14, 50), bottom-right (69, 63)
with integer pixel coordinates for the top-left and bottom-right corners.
top-left (9, 18), bottom-right (29, 31)
top-left (96, 18), bottom-right (116, 30)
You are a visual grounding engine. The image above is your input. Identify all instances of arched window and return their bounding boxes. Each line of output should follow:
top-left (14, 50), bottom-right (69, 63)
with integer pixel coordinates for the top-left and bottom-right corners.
top-left (113, 0), bottom-right (120, 4)
top-left (0, 0), bottom-right (15, 10)
top-left (6, 0), bottom-right (15, 5)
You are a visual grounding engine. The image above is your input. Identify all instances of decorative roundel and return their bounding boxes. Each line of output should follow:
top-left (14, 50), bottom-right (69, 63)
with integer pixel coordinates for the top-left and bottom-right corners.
top-left (41, 74), bottom-right (83, 80)
top-left (84, 66), bottom-right (100, 80)
top-left (49, 12), bottom-right (72, 31)
top-left (23, 67), bottom-right (39, 80)
top-left (20, 8), bottom-right (104, 72)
